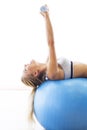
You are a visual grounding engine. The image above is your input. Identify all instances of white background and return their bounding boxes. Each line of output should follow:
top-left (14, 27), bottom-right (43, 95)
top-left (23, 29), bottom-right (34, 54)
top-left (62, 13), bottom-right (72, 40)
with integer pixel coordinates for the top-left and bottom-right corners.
top-left (0, 0), bottom-right (87, 129)
top-left (0, 0), bottom-right (87, 89)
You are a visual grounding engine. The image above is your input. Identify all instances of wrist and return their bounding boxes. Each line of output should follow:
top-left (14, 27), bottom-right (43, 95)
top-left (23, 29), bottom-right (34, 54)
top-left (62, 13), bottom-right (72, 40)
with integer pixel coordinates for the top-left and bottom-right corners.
top-left (44, 13), bottom-right (49, 19)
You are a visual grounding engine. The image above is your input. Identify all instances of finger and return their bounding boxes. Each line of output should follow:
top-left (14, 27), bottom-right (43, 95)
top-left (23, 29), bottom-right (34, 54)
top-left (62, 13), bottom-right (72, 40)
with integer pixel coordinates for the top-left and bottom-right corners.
top-left (40, 12), bottom-right (44, 17)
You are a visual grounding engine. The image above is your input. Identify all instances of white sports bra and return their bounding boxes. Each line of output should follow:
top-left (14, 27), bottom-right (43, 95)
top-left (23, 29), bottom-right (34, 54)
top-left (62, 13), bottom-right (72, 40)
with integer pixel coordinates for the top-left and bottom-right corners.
top-left (58, 57), bottom-right (73, 79)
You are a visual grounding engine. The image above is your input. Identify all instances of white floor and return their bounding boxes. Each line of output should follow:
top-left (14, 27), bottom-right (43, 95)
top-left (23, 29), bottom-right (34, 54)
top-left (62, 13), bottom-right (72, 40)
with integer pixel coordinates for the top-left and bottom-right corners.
top-left (0, 90), bottom-right (44, 130)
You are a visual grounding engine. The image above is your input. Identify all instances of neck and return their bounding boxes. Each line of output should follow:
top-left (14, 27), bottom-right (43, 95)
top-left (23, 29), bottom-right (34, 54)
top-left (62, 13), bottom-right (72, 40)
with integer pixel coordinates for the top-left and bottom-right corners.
top-left (38, 63), bottom-right (47, 73)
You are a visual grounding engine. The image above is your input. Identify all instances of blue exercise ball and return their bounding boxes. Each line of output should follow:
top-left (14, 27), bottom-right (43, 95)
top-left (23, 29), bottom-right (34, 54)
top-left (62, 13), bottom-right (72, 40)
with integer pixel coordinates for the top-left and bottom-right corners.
top-left (34, 78), bottom-right (87, 130)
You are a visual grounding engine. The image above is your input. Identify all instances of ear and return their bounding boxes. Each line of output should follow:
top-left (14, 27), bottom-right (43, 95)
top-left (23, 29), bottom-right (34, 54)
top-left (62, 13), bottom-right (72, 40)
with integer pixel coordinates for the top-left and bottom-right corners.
top-left (34, 70), bottom-right (39, 77)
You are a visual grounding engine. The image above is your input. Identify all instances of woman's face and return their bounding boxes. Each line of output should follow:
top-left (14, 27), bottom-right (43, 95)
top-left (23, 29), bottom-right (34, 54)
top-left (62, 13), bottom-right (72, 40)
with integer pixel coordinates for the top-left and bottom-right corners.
top-left (23, 60), bottom-right (39, 77)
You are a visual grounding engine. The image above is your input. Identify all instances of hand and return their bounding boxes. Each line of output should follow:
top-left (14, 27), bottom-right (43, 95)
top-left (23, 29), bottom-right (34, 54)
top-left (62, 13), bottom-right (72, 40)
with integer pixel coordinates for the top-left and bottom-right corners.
top-left (40, 4), bottom-right (49, 17)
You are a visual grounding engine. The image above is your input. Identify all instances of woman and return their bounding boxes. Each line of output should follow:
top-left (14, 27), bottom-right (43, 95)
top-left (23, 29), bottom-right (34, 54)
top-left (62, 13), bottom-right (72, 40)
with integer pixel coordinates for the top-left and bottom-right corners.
top-left (21, 4), bottom-right (87, 129)
top-left (21, 5), bottom-right (87, 88)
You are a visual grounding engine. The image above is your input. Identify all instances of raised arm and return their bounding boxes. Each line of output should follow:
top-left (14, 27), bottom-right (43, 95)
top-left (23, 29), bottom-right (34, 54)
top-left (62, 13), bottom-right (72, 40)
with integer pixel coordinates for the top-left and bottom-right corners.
top-left (40, 5), bottom-right (58, 79)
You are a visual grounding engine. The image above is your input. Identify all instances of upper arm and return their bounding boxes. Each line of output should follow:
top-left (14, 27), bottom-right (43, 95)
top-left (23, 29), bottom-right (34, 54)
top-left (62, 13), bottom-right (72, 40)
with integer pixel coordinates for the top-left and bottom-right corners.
top-left (46, 43), bottom-right (58, 79)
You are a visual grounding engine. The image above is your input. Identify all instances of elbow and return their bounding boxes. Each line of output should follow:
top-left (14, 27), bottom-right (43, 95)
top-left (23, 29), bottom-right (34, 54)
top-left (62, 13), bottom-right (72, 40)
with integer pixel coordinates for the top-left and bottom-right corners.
top-left (48, 39), bottom-right (54, 46)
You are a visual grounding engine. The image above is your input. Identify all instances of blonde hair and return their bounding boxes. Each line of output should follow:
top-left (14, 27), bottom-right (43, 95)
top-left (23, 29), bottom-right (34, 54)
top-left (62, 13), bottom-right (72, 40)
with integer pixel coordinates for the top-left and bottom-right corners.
top-left (21, 72), bottom-right (46, 129)
top-left (21, 72), bottom-right (46, 88)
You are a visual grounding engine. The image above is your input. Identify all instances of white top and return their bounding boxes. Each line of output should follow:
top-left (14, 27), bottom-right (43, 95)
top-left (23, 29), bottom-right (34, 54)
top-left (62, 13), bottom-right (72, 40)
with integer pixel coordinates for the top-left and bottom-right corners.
top-left (58, 57), bottom-right (72, 79)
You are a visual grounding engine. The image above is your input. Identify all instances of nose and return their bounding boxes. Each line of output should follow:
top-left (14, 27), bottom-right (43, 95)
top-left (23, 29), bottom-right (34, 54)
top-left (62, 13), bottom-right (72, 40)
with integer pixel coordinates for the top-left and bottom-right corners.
top-left (30, 60), bottom-right (35, 64)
